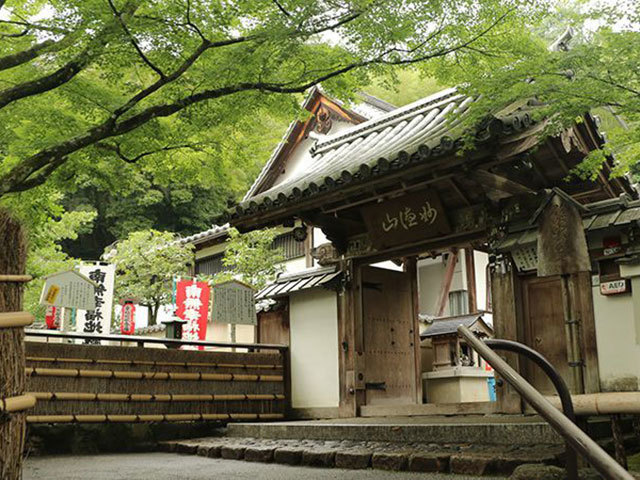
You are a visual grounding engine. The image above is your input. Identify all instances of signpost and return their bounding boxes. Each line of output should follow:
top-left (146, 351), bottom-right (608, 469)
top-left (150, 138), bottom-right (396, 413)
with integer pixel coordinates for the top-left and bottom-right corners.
top-left (211, 280), bottom-right (256, 350)
top-left (75, 263), bottom-right (115, 343)
top-left (39, 270), bottom-right (97, 311)
top-left (600, 279), bottom-right (630, 296)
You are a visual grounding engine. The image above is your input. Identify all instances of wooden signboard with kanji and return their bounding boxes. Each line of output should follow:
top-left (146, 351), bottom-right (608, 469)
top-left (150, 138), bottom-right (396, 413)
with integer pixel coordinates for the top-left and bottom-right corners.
top-left (360, 189), bottom-right (451, 250)
top-left (212, 280), bottom-right (257, 326)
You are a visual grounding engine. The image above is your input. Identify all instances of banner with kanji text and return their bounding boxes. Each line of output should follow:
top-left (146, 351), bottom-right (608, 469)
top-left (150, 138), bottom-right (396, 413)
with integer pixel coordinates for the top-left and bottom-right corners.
top-left (175, 280), bottom-right (210, 344)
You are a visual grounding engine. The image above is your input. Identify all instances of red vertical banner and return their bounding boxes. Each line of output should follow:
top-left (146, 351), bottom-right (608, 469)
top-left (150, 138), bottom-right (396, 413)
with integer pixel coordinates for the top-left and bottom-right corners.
top-left (175, 280), bottom-right (210, 346)
top-left (120, 301), bottom-right (136, 335)
top-left (45, 305), bottom-right (59, 330)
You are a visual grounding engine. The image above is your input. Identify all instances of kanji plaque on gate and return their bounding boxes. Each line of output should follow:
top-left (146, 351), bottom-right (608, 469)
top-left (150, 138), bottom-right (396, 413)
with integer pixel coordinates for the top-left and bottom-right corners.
top-left (360, 189), bottom-right (451, 250)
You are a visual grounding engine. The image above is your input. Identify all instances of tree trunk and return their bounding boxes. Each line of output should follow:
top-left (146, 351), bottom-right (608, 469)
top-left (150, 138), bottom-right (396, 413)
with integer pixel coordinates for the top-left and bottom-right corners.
top-left (0, 209), bottom-right (28, 479)
top-left (149, 303), bottom-right (159, 326)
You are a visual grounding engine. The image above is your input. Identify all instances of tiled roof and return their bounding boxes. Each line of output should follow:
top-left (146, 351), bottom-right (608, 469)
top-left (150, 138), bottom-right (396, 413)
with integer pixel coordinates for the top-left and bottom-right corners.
top-left (255, 266), bottom-right (342, 300)
top-left (494, 194), bottom-right (640, 251)
top-left (179, 224), bottom-right (229, 245)
top-left (243, 87), bottom-right (395, 202)
top-left (223, 87), bottom-right (535, 223)
top-left (421, 313), bottom-right (490, 338)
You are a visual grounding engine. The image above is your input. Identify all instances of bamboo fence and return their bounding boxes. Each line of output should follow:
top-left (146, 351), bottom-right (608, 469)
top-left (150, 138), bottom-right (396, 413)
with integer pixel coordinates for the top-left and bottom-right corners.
top-left (25, 341), bottom-right (287, 421)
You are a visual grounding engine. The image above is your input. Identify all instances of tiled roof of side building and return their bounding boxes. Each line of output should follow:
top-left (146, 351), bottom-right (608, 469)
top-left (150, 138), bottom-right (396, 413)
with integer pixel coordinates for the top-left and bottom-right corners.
top-left (179, 223), bottom-right (229, 245)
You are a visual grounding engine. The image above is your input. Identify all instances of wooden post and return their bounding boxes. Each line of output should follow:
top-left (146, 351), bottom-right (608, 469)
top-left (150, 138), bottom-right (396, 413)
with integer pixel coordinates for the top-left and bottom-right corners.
top-left (464, 249), bottom-right (477, 313)
top-left (405, 257), bottom-right (423, 404)
top-left (337, 260), bottom-right (358, 417)
top-left (491, 256), bottom-right (523, 413)
top-left (610, 414), bottom-right (628, 469)
top-left (569, 272), bottom-right (600, 394)
top-left (433, 249), bottom-right (458, 317)
top-left (0, 209), bottom-right (28, 480)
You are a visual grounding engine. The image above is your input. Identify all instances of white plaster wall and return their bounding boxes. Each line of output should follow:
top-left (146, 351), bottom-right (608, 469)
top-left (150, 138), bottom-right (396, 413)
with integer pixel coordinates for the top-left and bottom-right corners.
top-left (592, 275), bottom-right (640, 391)
top-left (416, 254), bottom-right (465, 317)
top-left (474, 251), bottom-right (490, 311)
top-left (283, 256), bottom-right (307, 273)
top-left (313, 228), bottom-right (327, 248)
top-left (205, 322), bottom-right (255, 344)
top-left (289, 288), bottom-right (340, 408)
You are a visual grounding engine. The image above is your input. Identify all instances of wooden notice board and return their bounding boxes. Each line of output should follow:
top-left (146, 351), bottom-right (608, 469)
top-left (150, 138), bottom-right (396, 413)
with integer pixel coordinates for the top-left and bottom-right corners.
top-left (360, 190), bottom-right (450, 250)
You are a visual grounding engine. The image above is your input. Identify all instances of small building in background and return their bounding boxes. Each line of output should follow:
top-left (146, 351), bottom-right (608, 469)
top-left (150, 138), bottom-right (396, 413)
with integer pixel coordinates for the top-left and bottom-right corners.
top-left (420, 314), bottom-right (494, 404)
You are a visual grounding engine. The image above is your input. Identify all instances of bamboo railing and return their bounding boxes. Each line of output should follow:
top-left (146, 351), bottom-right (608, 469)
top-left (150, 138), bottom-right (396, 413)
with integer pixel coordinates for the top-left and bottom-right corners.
top-left (0, 310), bottom-right (36, 414)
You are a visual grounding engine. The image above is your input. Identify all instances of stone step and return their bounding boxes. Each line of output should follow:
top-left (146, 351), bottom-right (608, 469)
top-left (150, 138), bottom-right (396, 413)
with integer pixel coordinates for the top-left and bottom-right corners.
top-left (225, 417), bottom-right (564, 446)
top-left (158, 436), bottom-right (565, 476)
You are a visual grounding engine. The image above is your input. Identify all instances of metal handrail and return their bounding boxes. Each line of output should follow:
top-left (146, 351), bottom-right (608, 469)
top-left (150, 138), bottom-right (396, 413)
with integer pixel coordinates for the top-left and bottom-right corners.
top-left (24, 329), bottom-right (288, 353)
top-left (484, 338), bottom-right (578, 480)
top-left (458, 325), bottom-right (634, 480)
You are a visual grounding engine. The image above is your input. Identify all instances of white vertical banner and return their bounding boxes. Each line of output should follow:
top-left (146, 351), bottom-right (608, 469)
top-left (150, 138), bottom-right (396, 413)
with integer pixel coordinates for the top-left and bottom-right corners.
top-left (76, 263), bottom-right (115, 342)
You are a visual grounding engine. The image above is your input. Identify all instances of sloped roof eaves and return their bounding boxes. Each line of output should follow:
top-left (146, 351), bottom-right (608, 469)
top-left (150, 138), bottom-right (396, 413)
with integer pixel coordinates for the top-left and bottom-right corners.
top-left (255, 267), bottom-right (341, 300)
top-left (243, 87), bottom-right (375, 201)
top-left (421, 314), bottom-right (484, 338)
top-left (222, 92), bottom-right (535, 224)
top-left (495, 198), bottom-right (640, 252)
top-left (180, 224), bottom-right (229, 245)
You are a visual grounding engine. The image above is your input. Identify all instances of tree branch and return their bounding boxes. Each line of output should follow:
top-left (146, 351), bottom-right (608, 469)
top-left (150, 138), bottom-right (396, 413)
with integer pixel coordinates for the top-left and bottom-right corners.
top-left (0, 7), bottom-right (510, 197)
top-left (0, 19), bottom-right (70, 35)
top-left (0, 2), bottom-right (138, 110)
top-left (272, 0), bottom-right (292, 17)
top-left (96, 142), bottom-right (204, 163)
top-left (107, 0), bottom-right (165, 78)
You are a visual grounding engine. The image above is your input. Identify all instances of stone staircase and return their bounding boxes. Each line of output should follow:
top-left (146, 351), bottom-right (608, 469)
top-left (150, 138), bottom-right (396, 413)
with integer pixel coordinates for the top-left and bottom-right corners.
top-left (160, 435), bottom-right (567, 475)
top-left (159, 416), bottom-right (575, 476)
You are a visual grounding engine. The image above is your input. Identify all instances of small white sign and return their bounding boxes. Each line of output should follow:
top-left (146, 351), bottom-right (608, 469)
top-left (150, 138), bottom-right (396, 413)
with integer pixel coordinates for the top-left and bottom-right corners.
top-left (600, 279), bottom-right (630, 296)
top-left (39, 270), bottom-right (97, 310)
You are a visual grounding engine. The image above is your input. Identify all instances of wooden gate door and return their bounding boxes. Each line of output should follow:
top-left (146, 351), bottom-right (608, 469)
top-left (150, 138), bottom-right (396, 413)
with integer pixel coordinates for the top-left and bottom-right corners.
top-left (361, 265), bottom-right (417, 405)
top-left (521, 275), bottom-right (571, 394)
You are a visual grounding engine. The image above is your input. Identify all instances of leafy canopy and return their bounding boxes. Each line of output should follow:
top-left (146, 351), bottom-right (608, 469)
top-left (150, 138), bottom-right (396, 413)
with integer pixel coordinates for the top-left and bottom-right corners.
top-left (432, 1), bottom-right (640, 179)
top-left (197, 227), bottom-right (285, 290)
top-left (108, 229), bottom-right (194, 324)
top-left (0, 0), bottom-right (550, 198)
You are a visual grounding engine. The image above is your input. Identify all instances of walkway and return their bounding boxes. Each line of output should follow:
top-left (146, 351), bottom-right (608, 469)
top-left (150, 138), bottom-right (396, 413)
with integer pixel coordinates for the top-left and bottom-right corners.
top-left (24, 453), bottom-right (504, 480)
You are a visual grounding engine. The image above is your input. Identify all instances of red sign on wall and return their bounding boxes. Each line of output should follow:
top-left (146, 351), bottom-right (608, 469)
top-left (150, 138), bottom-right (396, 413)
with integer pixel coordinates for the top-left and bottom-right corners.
top-left (120, 301), bottom-right (136, 335)
top-left (175, 280), bottom-right (210, 345)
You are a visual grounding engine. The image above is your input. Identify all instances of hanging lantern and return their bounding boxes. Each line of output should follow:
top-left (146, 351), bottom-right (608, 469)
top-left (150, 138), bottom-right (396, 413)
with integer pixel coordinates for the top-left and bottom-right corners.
top-left (45, 305), bottom-right (60, 330)
top-left (120, 301), bottom-right (136, 335)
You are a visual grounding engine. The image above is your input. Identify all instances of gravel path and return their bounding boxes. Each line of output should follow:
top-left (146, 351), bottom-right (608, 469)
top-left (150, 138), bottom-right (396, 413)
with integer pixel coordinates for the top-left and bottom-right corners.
top-left (24, 452), bottom-right (505, 480)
